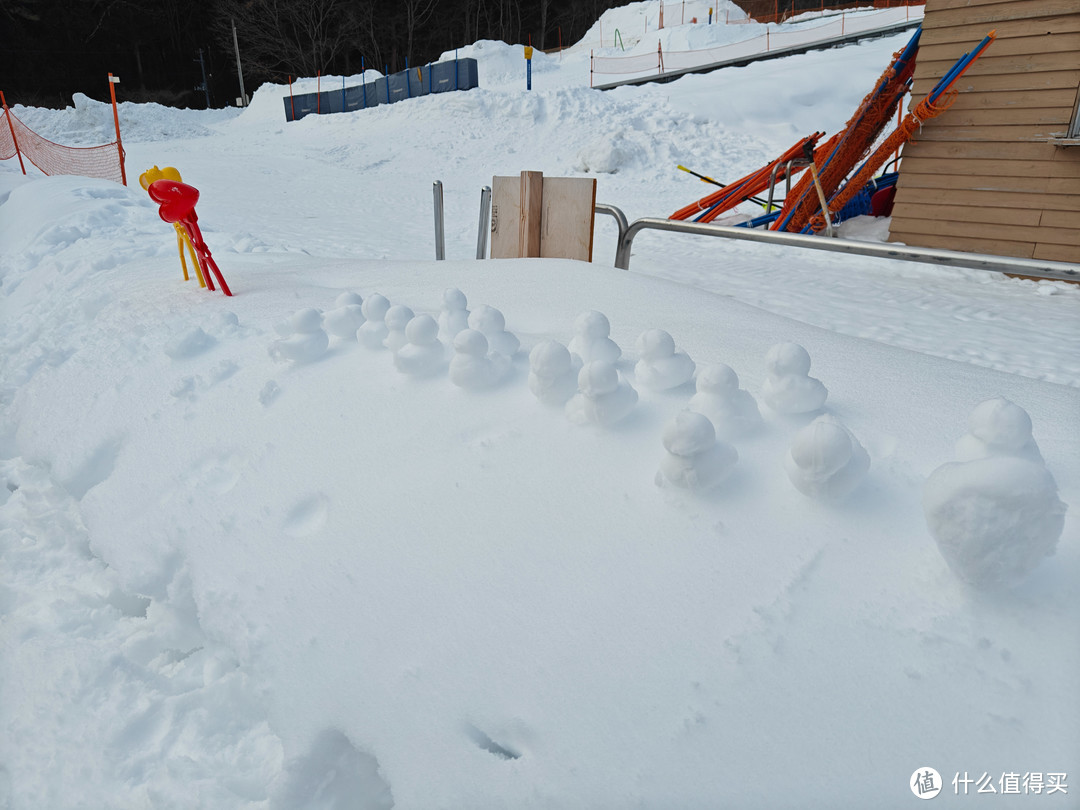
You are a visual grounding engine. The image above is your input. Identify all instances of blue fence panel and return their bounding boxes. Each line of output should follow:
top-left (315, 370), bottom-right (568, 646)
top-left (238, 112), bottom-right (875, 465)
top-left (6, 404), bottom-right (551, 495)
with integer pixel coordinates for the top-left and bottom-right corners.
top-left (284, 57), bottom-right (478, 121)
top-left (283, 92), bottom-right (319, 121)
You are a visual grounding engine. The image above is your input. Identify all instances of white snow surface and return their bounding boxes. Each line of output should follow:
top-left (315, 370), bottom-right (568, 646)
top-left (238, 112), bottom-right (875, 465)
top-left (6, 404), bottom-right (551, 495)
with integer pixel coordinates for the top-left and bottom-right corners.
top-left (1, 6), bottom-right (1078, 808)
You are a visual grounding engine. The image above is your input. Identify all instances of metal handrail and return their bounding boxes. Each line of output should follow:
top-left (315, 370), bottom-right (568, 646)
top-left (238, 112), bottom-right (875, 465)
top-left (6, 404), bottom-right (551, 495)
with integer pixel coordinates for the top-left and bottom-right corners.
top-left (595, 202), bottom-right (630, 247)
top-left (612, 216), bottom-right (1080, 282)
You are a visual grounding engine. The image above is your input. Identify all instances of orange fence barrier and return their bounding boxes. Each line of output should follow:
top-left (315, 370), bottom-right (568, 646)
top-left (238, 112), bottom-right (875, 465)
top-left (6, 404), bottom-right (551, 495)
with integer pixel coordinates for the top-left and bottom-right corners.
top-left (591, 4), bottom-right (922, 85)
top-left (1, 87), bottom-right (126, 185)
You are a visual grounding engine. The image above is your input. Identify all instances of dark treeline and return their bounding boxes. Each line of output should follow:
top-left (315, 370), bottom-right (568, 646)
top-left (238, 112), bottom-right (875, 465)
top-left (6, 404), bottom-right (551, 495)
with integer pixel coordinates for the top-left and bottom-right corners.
top-left (1, 0), bottom-right (627, 109)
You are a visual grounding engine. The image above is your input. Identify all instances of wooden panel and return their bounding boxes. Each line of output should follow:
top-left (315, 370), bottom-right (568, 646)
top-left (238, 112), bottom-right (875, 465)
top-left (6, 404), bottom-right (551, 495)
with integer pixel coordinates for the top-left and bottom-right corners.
top-left (895, 172), bottom-right (1080, 194)
top-left (887, 201), bottom-right (1042, 227)
top-left (892, 186), bottom-right (1080, 211)
top-left (887, 230), bottom-right (1037, 258)
top-left (925, 0), bottom-right (1040, 11)
top-left (912, 52), bottom-right (1080, 78)
top-left (521, 170), bottom-right (543, 258)
top-left (539, 177), bottom-right (597, 262)
top-left (909, 106), bottom-right (1071, 127)
top-left (900, 124), bottom-right (1070, 142)
top-left (1039, 210), bottom-right (1080, 229)
top-left (919, 0), bottom-right (1079, 30)
top-left (490, 175), bottom-right (521, 259)
top-left (930, 87), bottom-right (1080, 112)
top-left (920, 33), bottom-right (1080, 64)
top-left (912, 69), bottom-right (1078, 95)
top-left (899, 139), bottom-right (1055, 161)
top-left (898, 156), bottom-right (1080, 179)
top-left (889, 215), bottom-right (1080, 245)
top-left (919, 13), bottom-right (1080, 42)
top-left (1033, 242), bottom-right (1080, 262)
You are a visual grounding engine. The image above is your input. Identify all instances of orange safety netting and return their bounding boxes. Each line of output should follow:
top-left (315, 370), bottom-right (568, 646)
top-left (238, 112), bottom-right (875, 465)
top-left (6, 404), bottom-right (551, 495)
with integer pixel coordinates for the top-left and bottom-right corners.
top-left (770, 37), bottom-right (916, 232)
top-left (1, 107), bottom-right (124, 184)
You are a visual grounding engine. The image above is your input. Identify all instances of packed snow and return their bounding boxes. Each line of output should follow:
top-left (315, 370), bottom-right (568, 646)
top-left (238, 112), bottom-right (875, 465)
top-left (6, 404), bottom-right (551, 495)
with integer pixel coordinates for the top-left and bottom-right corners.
top-left (2, 4), bottom-right (1078, 808)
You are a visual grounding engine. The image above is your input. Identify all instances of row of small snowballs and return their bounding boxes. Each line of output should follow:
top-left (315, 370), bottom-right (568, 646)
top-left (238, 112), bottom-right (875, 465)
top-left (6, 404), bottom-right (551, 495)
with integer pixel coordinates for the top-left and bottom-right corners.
top-left (270, 290), bottom-right (1067, 590)
top-left (268, 288), bottom-right (842, 481)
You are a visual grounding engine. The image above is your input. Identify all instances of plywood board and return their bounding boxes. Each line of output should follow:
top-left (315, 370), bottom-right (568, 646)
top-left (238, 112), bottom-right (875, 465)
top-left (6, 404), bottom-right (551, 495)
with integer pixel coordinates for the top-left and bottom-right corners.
top-left (489, 175), bottom-right (521, 259)
top-left (490, 172), bottom-right (544, 258)
top-left (540, 177), bottom-right (597, 261)
top-left (521, 170), bottom-right (544, 258)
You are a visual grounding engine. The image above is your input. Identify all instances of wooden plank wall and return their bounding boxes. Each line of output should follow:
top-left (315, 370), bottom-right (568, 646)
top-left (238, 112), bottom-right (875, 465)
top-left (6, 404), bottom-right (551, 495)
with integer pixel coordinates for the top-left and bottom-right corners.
top-left (888, 0), bottom-right (1080, 262)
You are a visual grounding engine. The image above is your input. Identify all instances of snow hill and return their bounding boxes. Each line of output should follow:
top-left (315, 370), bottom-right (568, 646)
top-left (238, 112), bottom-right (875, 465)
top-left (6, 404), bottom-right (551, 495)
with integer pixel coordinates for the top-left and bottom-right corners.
top-left (1, 5), bottom-right (1077, 808)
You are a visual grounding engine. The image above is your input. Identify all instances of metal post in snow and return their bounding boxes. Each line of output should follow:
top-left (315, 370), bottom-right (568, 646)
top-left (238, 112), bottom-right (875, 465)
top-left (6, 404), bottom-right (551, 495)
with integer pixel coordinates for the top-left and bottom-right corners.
top-left (288, 76), bottom-right (296, 120)
top-left (0, 91), bottom-right (26, 175)
top-left (476, 186), bottom-right (492, 259)
top-left (231, 18), bottom-right (248, 105)
top-left (361, 57), bottom-right (367, 108)
top-left (107, 74), bottom-right (127, 185)
top-left (433, 180), bottom-right (445, 260)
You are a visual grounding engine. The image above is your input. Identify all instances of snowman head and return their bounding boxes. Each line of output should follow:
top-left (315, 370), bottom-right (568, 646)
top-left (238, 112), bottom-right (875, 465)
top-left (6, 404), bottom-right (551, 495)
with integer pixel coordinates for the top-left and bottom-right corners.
top-left (637, 328), bottom-right (676, 360)
top-left (454, 328), bottom-right (489, 357)
top-left (766, 342), bottom-right (811, 377)
top-left (530, 340), bottom-right (572, 377)
top-left (406, 314), bottom-right (439, 346)
top-left (578, 360), bottom-right (619, 396)
top-left (575, 310), bottom-right (611, 341)
top-left (696, 363), bottom-right (739, 395)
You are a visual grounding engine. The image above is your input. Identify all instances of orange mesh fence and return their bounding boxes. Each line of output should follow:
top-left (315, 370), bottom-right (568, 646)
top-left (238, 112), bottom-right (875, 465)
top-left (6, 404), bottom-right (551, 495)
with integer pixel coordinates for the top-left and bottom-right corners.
top-left (591, 4), bottom-right (923, 81)
top-left (1, 107), bottom-right (124, 184)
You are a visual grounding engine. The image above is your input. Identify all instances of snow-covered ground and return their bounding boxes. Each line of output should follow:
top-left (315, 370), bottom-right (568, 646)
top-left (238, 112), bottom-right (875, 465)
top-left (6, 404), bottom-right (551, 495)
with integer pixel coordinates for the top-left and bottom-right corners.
top-left (1, 6), bottom-right (1077, 808)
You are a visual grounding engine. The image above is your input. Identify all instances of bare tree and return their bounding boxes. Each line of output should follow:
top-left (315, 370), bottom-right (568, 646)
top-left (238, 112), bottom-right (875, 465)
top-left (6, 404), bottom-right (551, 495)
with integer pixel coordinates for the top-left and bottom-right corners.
top-left (214, 0), bottom-right (359, 79)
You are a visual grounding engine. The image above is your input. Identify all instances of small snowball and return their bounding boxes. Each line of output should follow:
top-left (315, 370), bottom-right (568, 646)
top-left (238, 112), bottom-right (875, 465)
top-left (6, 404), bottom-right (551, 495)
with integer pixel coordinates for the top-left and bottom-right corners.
top-left (784, 415), bottom-right (869, 500)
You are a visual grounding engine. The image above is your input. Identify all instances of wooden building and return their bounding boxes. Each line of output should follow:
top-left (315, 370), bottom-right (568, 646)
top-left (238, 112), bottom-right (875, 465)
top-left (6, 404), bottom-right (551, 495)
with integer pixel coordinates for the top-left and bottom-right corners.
top-left (888, 0), bottom-right (1080, 263)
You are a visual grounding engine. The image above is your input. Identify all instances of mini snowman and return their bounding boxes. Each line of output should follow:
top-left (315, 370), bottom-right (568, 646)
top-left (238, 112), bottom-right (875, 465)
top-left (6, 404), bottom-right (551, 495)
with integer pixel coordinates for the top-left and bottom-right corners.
top-left (568, 310), bottom-right (621, 364)
top-left (269, 307), bottom-right (329, 363)
top-left (954, 396), bottom-right (1044, 464)
top-left (357, 293), bottom-right (391, 349)
top-left (657, 410), bottom-right (738, 491)
top-left (334, 291), bottom-right (364, 307)
top-left (566, 360), bottom-right (638, 426)
top-left (761, 342), bottom-right (828, 414)
top-left (923, 398), bottom-right (1066, 589)
top-left (468, 305), bottom-right (519, 358)
top-left (784, 414), bottom-right (869, 501)
top-left (393, 315), bottom-right (446, 377)
top-left (383, 304), bottom-right (415, 353)
top-left (438, 288), bottom-right (471, 341)
top-left (528, 339), bottom-right (580, 406)
top-left (323, 293), bottom-right (365, 341)
top-left (634, 329), bottom-right (695, 391)
top-left (449, 329), bottom-right (511, 390)
top-left (688, 363), bottom-right (763, 441)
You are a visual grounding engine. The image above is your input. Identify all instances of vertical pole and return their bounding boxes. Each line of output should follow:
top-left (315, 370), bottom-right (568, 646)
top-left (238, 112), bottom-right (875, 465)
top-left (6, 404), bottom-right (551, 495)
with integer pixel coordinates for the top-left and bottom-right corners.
top-left (433, 180), bottom-right (445, 260)
top-left (590, 50), bottom-right (593, 88)
top-left (476, 186), bottom-right (491, 259)
top-left (317, 70), bottom-right (321, 113)
top-left (385, 65), bottom-right (391, 101)
top-left (107, 74), bottom-right (127, 186)
top-left (231, 18), bottom-right (248, 105)
top-left (289, 76), bottom-right (296, 120)
top-left (361, 57), bottom-right (367, 108)
top-left (454, 50), bottom-right (459, 90)
top-left (405, 58), bottom-right (411, 99)
top-left (196, 48), bottom-right (210, 108)
top-left (658, 42), bottom-right (663, 74)
top-left (342, 75), bottom-right (345, 111)
top-left (0, 92), bottom-right (26, 175)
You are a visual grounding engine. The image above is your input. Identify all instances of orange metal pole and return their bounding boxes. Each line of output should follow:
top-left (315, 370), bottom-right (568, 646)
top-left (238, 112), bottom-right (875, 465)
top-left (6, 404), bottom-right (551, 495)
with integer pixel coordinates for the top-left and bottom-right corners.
top-left (1, 91), bottom-right (26, 175)
top-left (107, 74), bottom-right (127, 186)
top-left (289, 76), bottom-right (296, 120)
